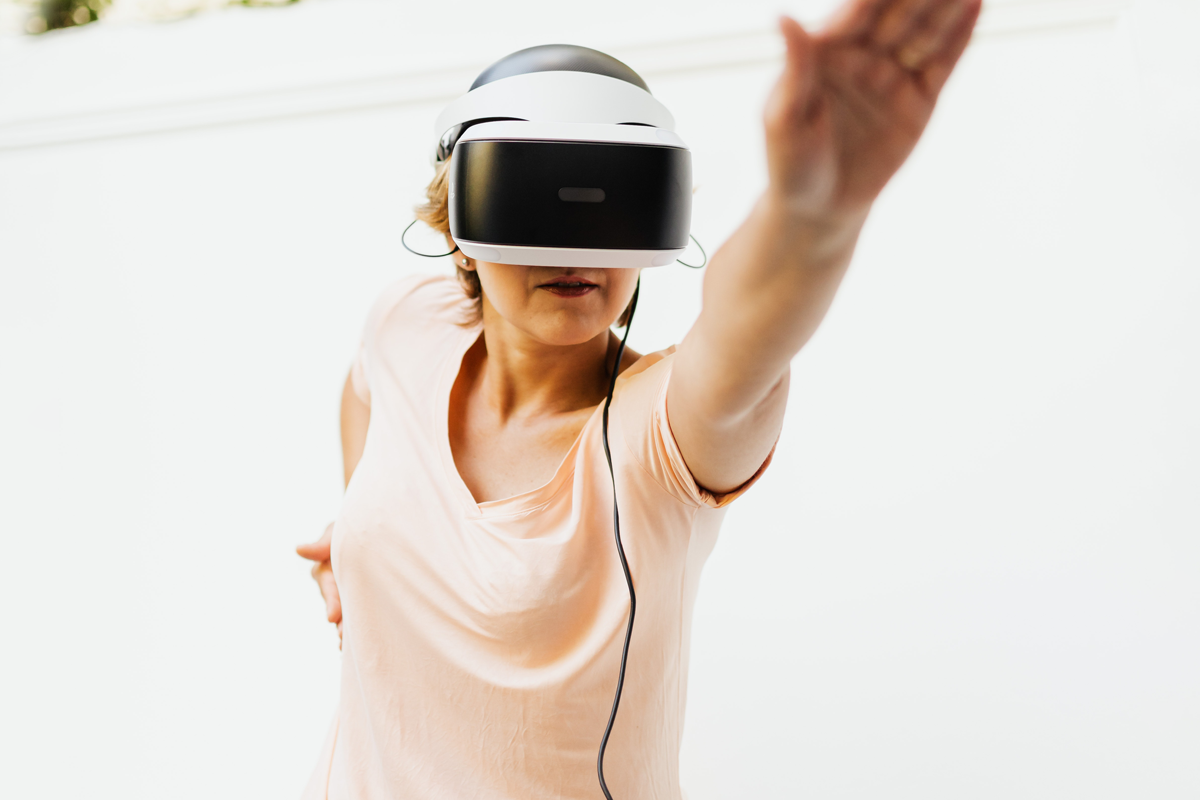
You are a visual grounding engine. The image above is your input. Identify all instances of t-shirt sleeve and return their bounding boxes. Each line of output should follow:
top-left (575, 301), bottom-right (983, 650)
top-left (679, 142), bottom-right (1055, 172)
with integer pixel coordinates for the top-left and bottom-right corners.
top-left (616, 351), bottom-right (776, 509)
top-left (346, 274), bottom-right (435, 407)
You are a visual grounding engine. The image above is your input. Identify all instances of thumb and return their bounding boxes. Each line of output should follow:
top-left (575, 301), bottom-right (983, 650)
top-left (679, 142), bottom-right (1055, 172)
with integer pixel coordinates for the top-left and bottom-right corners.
top-left (777, 15), bottom-right (818, 111)
top-left (296, 521), bottom-right (334, 562)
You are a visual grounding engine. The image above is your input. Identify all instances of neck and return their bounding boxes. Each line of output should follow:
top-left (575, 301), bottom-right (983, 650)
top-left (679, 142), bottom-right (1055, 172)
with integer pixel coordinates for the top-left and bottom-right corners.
top-left (469, 296), bottom-right (618, 422)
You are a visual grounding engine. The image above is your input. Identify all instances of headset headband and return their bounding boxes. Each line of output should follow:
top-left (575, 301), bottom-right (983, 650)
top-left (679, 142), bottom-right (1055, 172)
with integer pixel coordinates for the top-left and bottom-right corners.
top-left (432, 71), bottom-right (675, 164)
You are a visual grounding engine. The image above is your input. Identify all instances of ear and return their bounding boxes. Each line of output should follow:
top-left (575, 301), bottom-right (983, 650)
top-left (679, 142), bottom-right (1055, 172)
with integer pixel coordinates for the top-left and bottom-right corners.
top-left (446, 234), bottom-right (475, 271)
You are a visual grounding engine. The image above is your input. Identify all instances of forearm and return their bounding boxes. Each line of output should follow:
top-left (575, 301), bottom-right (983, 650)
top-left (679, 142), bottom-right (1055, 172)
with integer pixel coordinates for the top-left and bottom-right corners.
top-left (663, 0), bottom-right (978, 489)
top-left (679, 191), bottom-right (868, 420)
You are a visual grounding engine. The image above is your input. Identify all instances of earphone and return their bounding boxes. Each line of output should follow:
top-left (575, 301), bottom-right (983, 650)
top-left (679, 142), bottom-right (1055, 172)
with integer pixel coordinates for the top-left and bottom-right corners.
top-left (596, 277), bottom-right (640, 800)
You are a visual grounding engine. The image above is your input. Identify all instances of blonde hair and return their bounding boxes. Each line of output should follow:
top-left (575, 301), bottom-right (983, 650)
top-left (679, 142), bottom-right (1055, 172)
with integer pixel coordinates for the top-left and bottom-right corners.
top-left (414, 156), bottom-right (634, 327)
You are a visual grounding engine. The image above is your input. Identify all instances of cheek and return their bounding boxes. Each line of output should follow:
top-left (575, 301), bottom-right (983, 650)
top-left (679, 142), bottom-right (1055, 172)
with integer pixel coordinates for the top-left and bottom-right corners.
top-left (475, 266), bottom-right (530, 313)
top-left (608, 271), bottom-right (640, 312)
top-left (616, 270), bottom-right (640, 297)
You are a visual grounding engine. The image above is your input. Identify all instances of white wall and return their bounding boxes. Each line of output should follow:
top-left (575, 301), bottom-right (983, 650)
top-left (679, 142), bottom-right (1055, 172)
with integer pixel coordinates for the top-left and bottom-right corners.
top-left (1, 1), bottom-right (1197, 798)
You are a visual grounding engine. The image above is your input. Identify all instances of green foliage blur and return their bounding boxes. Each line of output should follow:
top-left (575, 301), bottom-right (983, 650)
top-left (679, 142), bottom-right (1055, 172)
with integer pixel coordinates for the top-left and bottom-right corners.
top-left (25, 0), bottom-right (108, 33)
top-left (21, 0), bottom-right (302, 35)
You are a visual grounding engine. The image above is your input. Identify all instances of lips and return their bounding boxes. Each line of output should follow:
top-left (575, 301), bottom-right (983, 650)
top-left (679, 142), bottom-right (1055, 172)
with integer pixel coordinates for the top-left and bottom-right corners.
top-left (539, 275), bottom-right (597, 288)
top-left (539, 275), bottom-right (598, 297)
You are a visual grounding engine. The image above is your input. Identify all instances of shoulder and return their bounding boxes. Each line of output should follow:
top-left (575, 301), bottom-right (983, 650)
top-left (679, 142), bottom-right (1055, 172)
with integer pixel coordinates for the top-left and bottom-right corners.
top-left (614, 345), bottom-right (677, 396)
top-left (610, 345), bottom-right (699, 505)
top-left (611, 345), bottom-right (676, 449)
top-left (360, 272), bottom-right (472, 345)
top-left (612, 343), bottom-right (775, 510)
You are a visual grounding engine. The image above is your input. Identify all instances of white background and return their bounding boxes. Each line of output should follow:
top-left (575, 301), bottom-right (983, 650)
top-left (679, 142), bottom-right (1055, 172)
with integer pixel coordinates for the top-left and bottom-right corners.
top-left (1, 0), bottom-right (1197, 797)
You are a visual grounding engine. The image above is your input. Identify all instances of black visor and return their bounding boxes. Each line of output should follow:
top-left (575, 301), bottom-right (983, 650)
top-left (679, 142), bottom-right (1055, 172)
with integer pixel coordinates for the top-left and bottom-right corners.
top-left (449, 139), bottom-right (692, 252)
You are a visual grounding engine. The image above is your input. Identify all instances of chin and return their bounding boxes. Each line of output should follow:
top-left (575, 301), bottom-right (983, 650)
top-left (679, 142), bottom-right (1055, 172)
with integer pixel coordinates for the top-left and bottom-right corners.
top-left (527, 317), bottom-right (611, 347)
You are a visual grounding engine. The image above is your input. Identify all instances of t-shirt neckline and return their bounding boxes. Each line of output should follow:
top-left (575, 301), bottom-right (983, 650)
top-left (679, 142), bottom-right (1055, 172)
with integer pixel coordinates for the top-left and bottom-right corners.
top-left (435, 323), bottom-right (602, 521)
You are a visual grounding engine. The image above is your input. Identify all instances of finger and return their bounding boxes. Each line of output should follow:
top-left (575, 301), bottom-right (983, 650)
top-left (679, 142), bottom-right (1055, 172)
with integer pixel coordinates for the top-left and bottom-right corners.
top-left (918, 0), bottom-right (981, 97)
top-left (895, 0), bottom-right (971, 71)
top-left (296, 521), bottom-right (334, 562)
top-left (780, 15), bottom-right (817, 94)
top-left (872, 0), bottom-right (937, 50)
top-left (309, 560), bottom-right (342, 622)
top-left (316, 566), bottom-right (342, 623)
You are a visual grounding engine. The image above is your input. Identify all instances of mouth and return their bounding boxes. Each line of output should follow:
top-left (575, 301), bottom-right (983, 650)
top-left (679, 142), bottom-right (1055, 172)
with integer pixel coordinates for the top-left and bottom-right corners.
top-left (538, 275), bottom-right (598, 298)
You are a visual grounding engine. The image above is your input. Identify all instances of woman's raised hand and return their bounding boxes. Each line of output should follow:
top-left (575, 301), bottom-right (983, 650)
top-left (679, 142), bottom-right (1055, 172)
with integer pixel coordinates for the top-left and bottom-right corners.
top-left (297, 522), bottom-right (343, 649)
top-left (764, 0), bottom-right (981, 223)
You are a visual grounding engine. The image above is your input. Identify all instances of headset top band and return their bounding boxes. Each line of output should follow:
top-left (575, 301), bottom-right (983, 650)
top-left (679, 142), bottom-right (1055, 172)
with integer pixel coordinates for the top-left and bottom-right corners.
top-left (433, 71), bottom-right (675, 141)
top-left (457, 120), bottom-right (688, 149)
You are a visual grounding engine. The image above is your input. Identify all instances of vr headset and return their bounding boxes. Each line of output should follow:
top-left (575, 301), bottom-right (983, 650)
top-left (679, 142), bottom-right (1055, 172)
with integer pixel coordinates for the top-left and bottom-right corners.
top-left (431, 44), bottom-right (693, 269)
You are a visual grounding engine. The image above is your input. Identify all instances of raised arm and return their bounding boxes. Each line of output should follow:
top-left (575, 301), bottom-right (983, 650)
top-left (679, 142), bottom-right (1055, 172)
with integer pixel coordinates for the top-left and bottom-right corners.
top-left (669, 0), bottom-right (981, 493)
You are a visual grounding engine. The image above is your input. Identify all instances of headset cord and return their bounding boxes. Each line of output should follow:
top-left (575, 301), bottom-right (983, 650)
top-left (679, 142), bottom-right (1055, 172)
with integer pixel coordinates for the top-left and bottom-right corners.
top-left (597, 277), bottom-right (641, 800)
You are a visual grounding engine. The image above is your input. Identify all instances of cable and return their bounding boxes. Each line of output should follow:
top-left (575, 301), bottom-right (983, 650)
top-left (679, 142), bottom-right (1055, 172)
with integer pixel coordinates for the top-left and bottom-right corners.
top-left (401, 218), bottom-right (460, 258)
top-left (677, 234), bottom-right (707, 269)
top-left (597, 276), bottom-right (641, 800)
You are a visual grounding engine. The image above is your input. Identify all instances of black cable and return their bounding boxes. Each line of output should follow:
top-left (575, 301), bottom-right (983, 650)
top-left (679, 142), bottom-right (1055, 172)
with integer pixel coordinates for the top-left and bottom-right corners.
top-left (401, 218), bottom-right (460, 258)
top-left (597, 276), bottom-right (641, 800)
top-left (677, 233), bottom-right (707, 269)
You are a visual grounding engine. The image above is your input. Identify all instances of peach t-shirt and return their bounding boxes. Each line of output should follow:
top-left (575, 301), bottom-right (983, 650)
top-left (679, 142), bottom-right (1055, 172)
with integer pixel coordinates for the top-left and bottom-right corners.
top-left (303, 274), bottom-right (772, 800)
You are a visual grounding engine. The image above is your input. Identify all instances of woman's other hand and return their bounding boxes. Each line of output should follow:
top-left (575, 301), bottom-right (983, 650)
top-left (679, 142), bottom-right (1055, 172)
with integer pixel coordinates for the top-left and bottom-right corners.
top-left (297, 522), bottom-right (342, 649)
top-left (765, 0), bottom-right (981, 222)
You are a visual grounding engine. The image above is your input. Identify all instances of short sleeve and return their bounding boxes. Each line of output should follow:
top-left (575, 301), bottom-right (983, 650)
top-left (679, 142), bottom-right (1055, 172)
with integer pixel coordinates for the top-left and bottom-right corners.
top-left (616, 351), bottom-right (776, 509)
top-left (346, 273), bottom-right (440, 409)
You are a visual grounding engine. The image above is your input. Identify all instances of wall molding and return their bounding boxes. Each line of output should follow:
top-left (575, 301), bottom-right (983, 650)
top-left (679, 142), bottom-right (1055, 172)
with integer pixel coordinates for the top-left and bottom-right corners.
top-left (0, 0), bottom-right (1127, 152)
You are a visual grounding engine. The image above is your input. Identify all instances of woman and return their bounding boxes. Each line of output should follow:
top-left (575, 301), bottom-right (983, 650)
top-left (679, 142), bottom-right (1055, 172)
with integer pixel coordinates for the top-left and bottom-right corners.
top-left (296, 0), bottom-right (980, 797)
